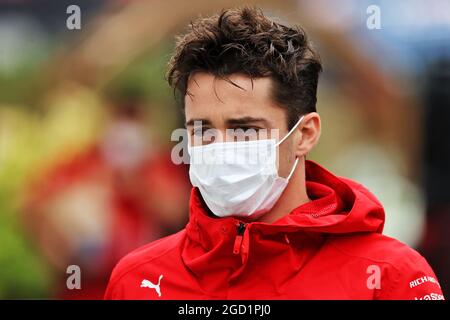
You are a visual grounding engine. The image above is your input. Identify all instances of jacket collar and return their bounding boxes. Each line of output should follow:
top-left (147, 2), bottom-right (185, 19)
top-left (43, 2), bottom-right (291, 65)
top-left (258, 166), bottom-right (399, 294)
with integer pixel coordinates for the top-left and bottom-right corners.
top-left (182, 160), bottom-right (385, 282)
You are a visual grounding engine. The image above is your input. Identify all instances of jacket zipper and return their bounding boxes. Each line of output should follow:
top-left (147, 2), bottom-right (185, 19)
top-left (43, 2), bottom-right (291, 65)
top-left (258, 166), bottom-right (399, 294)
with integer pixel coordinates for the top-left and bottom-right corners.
top-left (233, 222), bottom-right (246, 255)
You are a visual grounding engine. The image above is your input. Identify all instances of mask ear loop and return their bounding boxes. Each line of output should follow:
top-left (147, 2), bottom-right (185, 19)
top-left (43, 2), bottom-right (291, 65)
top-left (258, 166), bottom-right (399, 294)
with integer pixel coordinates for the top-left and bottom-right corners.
top-left (275, 115), bottom-right (305, 147)
top-left (286, 158), bottom-right (299, 180)
top-left (275, 115), bottom-right (305, 181)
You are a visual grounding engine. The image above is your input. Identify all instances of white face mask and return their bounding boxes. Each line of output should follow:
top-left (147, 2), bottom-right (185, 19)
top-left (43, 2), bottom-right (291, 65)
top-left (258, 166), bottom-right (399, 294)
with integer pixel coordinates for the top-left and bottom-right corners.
top-left (187, 115), bottom-right (305, 219)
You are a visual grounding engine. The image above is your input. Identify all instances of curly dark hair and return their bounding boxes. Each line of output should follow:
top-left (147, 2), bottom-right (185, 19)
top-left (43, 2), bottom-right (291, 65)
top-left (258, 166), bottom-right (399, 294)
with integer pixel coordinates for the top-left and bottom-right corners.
top-left (167, 6), bottom-right (322, 129)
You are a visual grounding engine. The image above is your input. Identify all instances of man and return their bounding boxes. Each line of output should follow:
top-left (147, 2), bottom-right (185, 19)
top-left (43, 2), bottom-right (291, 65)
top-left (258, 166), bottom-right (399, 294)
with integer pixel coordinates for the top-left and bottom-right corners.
top-left (105, 7), bottom-right (444, 300)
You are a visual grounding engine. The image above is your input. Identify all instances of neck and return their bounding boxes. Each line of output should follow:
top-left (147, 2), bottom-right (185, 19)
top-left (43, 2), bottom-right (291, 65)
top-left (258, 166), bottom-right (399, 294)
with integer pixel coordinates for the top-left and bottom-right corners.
top-left (257, 157), bottom-right (310, 223)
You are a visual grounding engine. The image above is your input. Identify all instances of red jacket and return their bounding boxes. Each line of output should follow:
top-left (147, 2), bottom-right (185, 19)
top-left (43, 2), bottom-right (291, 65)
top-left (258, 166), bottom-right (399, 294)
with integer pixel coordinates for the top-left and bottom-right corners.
top-left (105, 161), bottom-right (444, 300)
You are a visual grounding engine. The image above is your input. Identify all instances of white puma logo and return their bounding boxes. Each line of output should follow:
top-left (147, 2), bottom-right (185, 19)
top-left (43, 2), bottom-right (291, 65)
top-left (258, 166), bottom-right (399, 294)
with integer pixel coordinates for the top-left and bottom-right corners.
top-left (140, 275), bottom-right (163, 297)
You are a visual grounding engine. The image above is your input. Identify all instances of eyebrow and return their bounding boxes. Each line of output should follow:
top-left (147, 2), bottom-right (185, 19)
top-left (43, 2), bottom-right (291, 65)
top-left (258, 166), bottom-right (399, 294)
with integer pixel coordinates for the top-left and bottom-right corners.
top-left (226, 117), bottom-right (270, 127)
top-left (185, 118), bottom-right (212, 127)
top-left (185, 117), bottom-right (271, 127)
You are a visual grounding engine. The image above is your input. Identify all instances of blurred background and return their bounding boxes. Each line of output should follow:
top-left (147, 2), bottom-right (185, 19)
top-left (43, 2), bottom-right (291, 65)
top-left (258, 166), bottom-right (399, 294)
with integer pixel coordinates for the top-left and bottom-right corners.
top-left (0, 0), bottom-right (449, 299)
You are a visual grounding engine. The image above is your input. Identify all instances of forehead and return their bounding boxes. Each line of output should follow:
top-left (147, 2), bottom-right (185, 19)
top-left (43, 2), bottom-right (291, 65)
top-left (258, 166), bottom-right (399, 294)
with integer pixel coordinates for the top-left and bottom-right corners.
top-left (184, 72), bottom-right (280, 120)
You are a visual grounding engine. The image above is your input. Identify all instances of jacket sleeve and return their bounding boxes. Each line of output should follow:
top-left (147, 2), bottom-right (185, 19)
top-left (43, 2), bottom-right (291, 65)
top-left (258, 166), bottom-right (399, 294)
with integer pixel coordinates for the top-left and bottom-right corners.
top-left (378, 248), bottom-right (444, 300)
top-left (104, 261), bottom-right (127, 300)
top-left (104, 275), bottom-right (122, 300)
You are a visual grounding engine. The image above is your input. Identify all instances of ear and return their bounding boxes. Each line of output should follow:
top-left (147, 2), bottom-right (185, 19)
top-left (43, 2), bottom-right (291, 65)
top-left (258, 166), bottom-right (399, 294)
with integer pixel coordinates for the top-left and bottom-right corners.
top-left (294, 112), bottom-right (321, 157)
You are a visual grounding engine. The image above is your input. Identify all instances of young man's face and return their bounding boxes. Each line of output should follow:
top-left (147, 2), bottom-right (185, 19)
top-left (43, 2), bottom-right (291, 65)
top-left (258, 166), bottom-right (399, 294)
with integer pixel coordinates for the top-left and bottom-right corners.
top-left (184, 72), bottom-right (299, 178)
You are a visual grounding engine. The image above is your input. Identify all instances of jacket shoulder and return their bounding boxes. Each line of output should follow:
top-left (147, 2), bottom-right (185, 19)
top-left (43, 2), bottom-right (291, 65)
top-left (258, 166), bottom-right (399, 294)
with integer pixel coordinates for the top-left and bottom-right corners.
top-left (104, 229), bottom-right (185, 299)
top-left (328, 232), bottom-right (426, 267)
top-left (327, 232), bottom-right (444, 299)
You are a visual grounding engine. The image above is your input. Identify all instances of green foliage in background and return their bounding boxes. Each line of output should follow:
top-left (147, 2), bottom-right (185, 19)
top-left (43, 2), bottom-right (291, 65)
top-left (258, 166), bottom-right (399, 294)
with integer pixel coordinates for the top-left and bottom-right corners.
top-left (0, 107), bottom-right (51, 299)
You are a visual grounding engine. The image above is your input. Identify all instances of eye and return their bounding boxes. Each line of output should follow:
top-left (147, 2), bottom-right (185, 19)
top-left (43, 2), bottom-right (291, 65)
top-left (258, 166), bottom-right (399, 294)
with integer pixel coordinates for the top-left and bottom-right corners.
top-left (234, 126), bottom-right (262, 132)
top-left (230, 126), bottom-right (263, 141)
top-left (192, 127), bottom-right (208, 137)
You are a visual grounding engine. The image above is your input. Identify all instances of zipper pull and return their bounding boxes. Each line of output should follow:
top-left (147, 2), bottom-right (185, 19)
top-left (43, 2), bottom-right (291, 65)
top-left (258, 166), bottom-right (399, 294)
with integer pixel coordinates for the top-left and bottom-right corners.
top-left (233, 222), bottom-right (246, 255)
